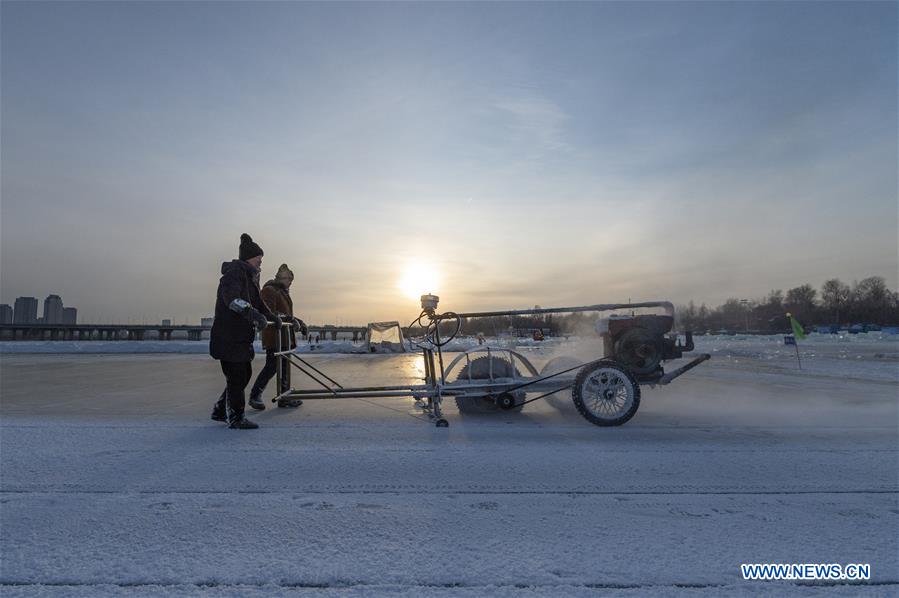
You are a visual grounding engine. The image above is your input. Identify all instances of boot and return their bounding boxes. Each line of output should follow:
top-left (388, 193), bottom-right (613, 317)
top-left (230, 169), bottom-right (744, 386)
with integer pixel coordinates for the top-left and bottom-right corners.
top-left (248, 388), bottom-right (266, 411)
top-left (277, 398), bottom-right (303, 408)
top-left (211, 391), bottom-right (227, 422)
top-left (229, 416), bottom-right (259, 430)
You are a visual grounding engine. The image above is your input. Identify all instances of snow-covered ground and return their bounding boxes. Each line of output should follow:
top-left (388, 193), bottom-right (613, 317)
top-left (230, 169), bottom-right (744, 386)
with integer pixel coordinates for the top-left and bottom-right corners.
top-left (1, 337), bottom-right (897, 596)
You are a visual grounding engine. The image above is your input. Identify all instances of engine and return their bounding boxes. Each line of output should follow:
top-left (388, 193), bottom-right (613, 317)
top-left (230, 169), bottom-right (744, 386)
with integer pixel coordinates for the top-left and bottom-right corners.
top-left (596, 314), bottom-right (694, 381)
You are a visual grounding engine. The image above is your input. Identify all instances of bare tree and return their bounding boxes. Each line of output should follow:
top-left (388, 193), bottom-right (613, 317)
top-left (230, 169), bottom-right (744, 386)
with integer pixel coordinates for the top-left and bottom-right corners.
top-left (820, 278), bottom-right (850, 323)
top-left (785, 284), bottom-right (817, 321)
top-left (852, 276), bottom-right (891, 323)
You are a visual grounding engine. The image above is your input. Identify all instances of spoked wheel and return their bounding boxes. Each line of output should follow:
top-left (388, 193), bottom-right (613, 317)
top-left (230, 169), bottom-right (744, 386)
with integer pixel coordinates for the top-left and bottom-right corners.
top-left (454, 356), bottom-right (525, 413)
top-left (572, 360), bottom-right (640, 426)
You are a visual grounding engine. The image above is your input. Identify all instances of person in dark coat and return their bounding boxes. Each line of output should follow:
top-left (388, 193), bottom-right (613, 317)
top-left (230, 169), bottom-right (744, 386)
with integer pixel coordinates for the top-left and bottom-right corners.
top-left (209, 233), bottom-right (280, 429)
top-left (248, 263), bottom-right (307, 410)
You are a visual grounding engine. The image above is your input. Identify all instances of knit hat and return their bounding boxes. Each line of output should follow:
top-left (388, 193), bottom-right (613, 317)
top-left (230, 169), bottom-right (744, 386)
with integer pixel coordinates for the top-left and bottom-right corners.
top-left (276, 263), bottom-right (294, 281)
top-left (238, 233), bottom-right (264, 261)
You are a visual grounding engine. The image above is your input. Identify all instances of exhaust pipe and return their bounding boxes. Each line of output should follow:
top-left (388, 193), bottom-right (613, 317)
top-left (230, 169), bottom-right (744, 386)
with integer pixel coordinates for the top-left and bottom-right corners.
top-left (681, 330), bottom-right (694, 352)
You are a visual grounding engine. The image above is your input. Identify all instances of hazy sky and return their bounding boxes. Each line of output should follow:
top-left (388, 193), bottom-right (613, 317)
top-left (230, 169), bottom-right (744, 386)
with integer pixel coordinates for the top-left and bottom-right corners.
top-left (2, 1), bottom-right (896, 324)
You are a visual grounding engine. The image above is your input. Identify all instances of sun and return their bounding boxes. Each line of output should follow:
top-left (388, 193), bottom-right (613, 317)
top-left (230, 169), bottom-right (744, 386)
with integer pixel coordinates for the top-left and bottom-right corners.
top-left (398, 262), bottom-right (440, 301)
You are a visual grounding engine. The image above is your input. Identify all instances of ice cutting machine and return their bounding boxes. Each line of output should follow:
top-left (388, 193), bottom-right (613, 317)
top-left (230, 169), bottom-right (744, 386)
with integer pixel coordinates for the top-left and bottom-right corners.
top-left (270, 295), bottom-right (710, 427)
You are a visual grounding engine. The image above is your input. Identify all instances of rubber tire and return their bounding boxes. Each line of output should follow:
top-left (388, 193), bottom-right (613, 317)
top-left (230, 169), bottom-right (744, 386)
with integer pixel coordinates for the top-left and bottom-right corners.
top-left (454, 356), bottom-right (525, 414)
top-left (572, 360), bottom-right (641, 426)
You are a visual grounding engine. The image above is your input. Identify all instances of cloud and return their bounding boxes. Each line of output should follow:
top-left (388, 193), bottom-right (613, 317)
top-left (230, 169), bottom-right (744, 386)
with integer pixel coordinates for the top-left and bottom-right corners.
top-left (491, 95), bottom-right (572, 155)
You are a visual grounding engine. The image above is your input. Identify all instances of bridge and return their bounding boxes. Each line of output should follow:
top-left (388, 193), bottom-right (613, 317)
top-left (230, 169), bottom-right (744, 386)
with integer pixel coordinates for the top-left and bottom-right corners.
top-left (0, 324), bottom-right (369, 342)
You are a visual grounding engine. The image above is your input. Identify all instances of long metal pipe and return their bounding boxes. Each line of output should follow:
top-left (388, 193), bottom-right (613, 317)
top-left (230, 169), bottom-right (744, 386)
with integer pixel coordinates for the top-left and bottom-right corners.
top-left (287, 384), bottom-right (433, 393)
top-left (282, 390), bottom-right (431, 399)
top-left (444, 301), bottom-right (674, 320)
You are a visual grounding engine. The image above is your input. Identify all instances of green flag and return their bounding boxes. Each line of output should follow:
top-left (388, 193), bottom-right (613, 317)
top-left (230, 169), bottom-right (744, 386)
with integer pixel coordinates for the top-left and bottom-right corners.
top-left (787, 313), bottom-right (806, 340)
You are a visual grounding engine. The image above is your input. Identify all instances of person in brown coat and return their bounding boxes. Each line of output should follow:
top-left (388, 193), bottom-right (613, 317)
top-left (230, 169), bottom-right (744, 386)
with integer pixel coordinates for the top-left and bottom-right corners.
top-left (248, 263), bottom-right (307, 409)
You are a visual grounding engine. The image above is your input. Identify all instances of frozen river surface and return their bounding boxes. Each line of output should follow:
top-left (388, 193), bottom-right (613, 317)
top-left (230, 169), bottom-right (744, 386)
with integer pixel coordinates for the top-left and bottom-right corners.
top-left (1, 340), bottom-right (897, 596)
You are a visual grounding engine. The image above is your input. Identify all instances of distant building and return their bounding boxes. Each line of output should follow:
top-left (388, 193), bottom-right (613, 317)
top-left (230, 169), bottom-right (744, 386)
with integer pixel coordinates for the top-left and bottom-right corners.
top-left (161, 319), bottom-right (172, 327)
top-left (201, 317), bottom-right (214, 327)
top-left (13, 297), bottom-right (38, 324)
top-left (0, 304), bottom-right (12, 324)
top-left (43, 294), bottom-right (64, 324)
top-left (63, 307), bottom-right (77, 325)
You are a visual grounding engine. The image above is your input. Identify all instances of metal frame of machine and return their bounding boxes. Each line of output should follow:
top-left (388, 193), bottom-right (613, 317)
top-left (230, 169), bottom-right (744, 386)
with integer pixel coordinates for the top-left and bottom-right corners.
top-left (269, 296), bottom-right (710, 427)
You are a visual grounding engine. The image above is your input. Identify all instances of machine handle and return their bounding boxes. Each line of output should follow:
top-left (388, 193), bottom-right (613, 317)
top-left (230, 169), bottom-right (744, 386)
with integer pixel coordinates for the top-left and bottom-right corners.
top-left (657, 354), bottom-right (711, 385)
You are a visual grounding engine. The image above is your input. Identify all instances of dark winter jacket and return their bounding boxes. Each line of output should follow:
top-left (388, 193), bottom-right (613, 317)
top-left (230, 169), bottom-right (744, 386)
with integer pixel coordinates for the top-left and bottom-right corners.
top-left (260, 280), bottom-right (297, 351)
top-left (209, 260), bottom-right (275, 362)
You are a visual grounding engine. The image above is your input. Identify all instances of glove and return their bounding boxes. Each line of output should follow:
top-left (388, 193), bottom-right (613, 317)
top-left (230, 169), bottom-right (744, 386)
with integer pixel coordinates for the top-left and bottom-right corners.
top-left (293, 318), bottom-right (308, 336)
top-left (270, 313), bottom-right (287, 329)
top-left (228, 298), bottom-right (251, 314)
top-left (247, 307), bottom-right (269, 331)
